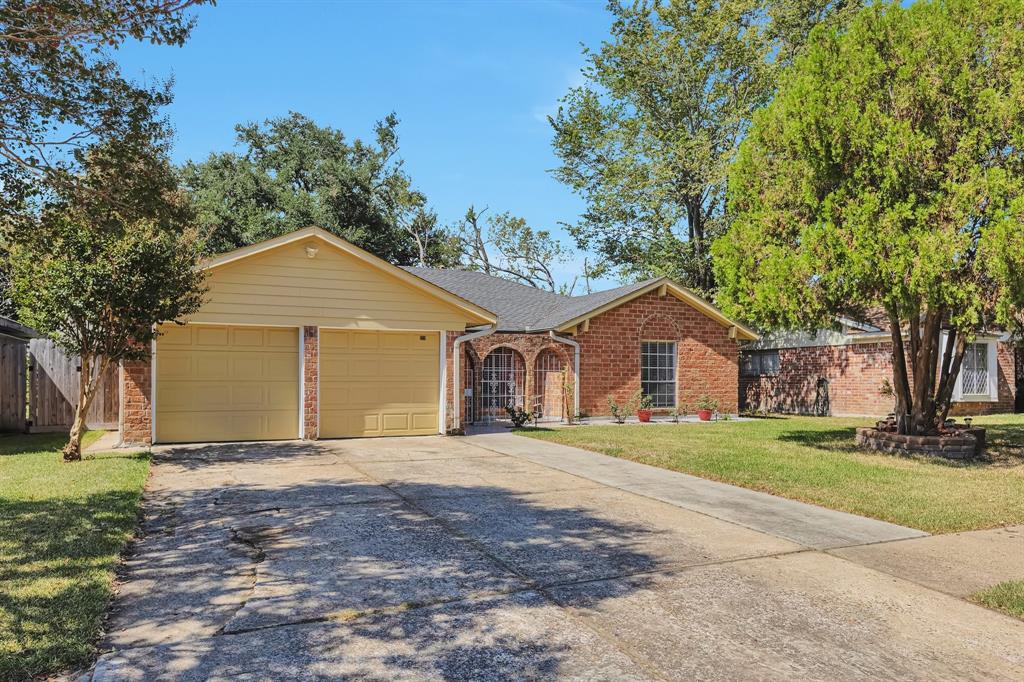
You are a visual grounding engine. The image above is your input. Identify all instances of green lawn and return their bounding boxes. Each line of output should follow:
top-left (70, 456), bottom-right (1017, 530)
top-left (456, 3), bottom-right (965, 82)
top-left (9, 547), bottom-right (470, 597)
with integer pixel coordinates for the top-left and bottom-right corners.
top-left (518, 414), bottom-right (1024, 534)
top-left (0, 432), bottom-right (150, 680)
top-left (972, 580), bottom-right (1024, 620)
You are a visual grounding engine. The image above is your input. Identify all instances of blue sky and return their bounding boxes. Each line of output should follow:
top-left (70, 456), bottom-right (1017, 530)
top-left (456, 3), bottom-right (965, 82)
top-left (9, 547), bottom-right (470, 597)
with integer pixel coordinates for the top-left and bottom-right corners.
top-left (115, 0), bottom-right (616, 289)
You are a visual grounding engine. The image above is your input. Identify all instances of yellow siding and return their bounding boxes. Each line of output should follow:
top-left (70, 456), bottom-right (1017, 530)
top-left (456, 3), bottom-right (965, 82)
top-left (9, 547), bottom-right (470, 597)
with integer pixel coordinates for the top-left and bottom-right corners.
top-left (189, 239), bottom-right (478, 330)
top-left (319, 330), bottom-right (439, 438)
top-left (155, 325), bottom-right (299, 443)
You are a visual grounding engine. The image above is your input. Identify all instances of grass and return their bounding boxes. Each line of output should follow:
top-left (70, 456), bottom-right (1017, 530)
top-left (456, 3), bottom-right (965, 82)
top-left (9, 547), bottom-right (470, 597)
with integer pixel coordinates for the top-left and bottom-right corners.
top-left (0, 432), bottom-right (150, 681)
top-left (518, 414), bottom-right (1024, 534)
top-left (972, 580), bottom-right (1024, 620)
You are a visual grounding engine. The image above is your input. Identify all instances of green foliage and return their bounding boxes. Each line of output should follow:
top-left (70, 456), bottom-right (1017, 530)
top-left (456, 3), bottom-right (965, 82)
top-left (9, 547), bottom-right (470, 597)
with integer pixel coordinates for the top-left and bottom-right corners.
top-left (9, 140), bottom-right (205, 362)
top-left (695, 394), bottom-right (719, 412)
top-left (8, 138), bottom-right (205, 458)
top-left (638, 393), bottom-right (654, 411)
top-left (715, 0), bottom-right (1024, 431)
top-left (181, 112), bottom-right (453, 265)
top-left (550, 0), bottom-right (851, 294)
top-left (505, 404), bottom-right (534, 428)
top-left (0, 0), bottom-right (208, 219)
top-left (607, 396), bottom-right (629, 424)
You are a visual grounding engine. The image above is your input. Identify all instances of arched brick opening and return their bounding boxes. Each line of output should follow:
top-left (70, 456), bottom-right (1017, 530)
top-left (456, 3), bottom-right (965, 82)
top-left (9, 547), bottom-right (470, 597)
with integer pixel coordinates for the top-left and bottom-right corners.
top-left (478, 346), bottom-right (526, 423)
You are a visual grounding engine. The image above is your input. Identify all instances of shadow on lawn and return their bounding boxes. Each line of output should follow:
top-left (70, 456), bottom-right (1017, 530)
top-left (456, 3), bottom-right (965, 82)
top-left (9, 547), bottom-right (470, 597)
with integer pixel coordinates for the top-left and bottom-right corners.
top-left (94, 440), bottom-right (664, 679)
top-left (776, 427), bottom-right (860, 453)
top-left (0, 490), bottom-right (143, 680)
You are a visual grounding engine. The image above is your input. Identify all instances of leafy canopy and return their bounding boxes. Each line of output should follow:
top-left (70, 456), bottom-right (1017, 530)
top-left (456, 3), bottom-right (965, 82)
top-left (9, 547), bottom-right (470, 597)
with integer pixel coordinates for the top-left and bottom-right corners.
top-left (0, 0), bottom-right (208, 217)
top-left (714, 0), bottom-right (1024, 430)
top-left (181, 112), bottom-right (452, 265)
top-left (550, 0), bottom-right (852, 294)
top-left (715, 0), bottom-right (1024, 333)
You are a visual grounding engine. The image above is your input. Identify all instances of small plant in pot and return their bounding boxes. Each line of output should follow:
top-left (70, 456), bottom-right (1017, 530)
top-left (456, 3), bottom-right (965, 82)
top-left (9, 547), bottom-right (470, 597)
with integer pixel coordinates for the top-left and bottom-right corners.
top-left (695, 394), bottom-right (718, 421)
top-left (636, 393), bottom-right (654, 423)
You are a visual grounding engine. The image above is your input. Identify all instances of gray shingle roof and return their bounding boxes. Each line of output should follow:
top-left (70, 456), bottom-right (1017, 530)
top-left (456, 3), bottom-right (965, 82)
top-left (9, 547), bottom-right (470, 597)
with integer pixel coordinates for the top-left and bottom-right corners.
top-left (402, 266), bottom-right (659, 332)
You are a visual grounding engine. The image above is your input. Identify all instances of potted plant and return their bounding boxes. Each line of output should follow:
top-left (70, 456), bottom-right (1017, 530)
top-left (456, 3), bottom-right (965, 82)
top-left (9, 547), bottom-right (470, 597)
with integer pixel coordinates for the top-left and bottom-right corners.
top-left (695, 394), bottom-right (718, 421)
top-left (637, 393), bottom-right (654, 422)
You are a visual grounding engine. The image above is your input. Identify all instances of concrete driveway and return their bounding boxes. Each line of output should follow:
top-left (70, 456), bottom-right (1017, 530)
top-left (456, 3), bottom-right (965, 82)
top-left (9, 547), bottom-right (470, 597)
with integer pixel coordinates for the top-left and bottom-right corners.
top-left (88, 436), bottom-right (1023, 680)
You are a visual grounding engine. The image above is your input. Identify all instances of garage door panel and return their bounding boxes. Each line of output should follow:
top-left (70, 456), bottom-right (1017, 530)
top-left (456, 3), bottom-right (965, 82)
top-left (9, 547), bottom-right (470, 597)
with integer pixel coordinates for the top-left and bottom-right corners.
top-left (156, 325), bottom-right (299, 443)
top-left (320, 330), bottom-right (439, 438)
top-left (195, 326), bottom-right (229, 346)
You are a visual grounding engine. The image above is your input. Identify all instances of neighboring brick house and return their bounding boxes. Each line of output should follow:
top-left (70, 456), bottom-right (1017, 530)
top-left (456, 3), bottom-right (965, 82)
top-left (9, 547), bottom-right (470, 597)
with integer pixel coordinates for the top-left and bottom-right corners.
top-left (740, 318), bottom-right (1021, 417)
top-left (407, 268), bottom-right (756, 428)
top-left (119, 227), bottom-right (756, 446)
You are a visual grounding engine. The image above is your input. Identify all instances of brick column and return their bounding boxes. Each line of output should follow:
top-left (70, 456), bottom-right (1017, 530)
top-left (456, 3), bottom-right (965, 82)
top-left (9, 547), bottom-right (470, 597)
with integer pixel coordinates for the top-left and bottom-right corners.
top-left (303, 326), bottom-right (319, 439)
top-left (121, 358), bottom-right (152, 446)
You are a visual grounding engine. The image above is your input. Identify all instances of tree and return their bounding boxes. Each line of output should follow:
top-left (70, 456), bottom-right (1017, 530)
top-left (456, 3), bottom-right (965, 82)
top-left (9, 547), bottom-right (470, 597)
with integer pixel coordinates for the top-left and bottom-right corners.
top-left (0, 0), bottom-right (208, 216)
top-left (454, 206), bottom-right (579, 293)
top-left (8, 138), bottom-right (206, 460)
top-left (550, 0), bottom-right (852, 295)
top-left (713, 0), bottom-right (1024, 435)
top-left (181, 112), bottom-right (451, 265)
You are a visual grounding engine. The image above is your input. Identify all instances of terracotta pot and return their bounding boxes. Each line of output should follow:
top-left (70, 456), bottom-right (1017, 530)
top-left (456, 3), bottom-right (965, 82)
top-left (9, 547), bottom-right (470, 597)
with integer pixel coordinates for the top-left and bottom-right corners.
top-left (637, 409), bottom-right (652, 423)
top-left (697, 409), bottom-right (713, 421)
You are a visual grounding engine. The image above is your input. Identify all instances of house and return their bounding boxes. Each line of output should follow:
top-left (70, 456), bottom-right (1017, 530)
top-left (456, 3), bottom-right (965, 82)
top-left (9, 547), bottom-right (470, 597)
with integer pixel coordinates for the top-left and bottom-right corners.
top-left (120, 226), bottom-right (756, 445)
top-left (740, 317), bottom-right (1021, 417)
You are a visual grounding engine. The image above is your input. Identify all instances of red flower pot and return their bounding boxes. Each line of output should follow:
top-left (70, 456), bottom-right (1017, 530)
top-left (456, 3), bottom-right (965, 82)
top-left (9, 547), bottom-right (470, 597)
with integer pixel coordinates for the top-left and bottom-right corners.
top-left (697, 409), bottom-right (713, 421)
top-left (637, 409), bottom-right (652, 423)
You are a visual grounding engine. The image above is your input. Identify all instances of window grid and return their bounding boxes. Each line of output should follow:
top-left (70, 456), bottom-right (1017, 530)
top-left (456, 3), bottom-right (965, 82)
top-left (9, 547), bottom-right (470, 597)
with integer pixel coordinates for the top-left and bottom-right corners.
top-left (641, 341), bottom-right (676, 408)
top-left (961, 342), bottom-right (989, 397)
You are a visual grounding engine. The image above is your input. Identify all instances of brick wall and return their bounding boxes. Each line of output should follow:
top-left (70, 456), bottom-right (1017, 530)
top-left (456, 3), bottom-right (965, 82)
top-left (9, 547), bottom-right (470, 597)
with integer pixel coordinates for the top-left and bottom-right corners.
top-left (303, 326), bottom-right (318, 439)
top-left (741, 341), bottom-right (1017, 417)
top-left (121, 357), bottom-right (152, 446)
top-left (574, 290), bottom-right (739, 416)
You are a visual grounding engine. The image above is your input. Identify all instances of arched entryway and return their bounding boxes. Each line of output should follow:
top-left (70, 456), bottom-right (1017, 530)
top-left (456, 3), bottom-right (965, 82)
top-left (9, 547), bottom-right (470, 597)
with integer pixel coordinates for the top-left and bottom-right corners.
top-left (479, 347), bottom-right (526, 422)
top-left (533, 349), bottom-right (565, 422)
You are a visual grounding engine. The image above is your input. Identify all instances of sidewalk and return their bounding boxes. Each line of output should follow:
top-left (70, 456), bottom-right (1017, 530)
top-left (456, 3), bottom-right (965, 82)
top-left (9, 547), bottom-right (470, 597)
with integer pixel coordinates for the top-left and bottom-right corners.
top-left (831, 525), bottom-right (1024, 597)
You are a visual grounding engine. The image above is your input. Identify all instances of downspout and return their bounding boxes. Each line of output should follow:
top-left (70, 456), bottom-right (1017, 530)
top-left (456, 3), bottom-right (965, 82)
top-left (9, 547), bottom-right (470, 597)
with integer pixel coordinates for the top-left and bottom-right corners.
top-left (549, 330), bottom-right (580, 419)
top-left (452, 325), bottom-right (496, 432)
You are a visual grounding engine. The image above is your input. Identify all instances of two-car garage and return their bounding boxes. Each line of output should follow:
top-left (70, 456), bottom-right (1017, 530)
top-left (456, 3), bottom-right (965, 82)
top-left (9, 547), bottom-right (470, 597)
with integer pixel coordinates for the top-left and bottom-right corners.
top-left (141, 227), bottom-right (494, 445)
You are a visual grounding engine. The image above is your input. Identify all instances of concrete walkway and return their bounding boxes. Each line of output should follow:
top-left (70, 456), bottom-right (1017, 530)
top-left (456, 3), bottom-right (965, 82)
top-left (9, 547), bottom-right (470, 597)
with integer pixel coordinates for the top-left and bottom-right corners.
top-left (466, 431), bottom-right (927, 549)
top-left (832, 525), bottom-right (1024, 597)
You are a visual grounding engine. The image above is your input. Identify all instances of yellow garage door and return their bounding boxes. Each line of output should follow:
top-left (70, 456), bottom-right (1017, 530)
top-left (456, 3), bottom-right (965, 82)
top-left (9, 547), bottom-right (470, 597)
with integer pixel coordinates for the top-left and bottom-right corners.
top-left (155, 325), bottom-right (299, 443)
top-left (320, 330), bottom-right (439, 438)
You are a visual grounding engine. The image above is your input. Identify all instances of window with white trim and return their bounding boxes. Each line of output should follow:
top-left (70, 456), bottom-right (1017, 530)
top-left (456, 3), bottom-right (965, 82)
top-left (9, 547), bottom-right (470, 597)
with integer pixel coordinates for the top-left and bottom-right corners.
top-left (641, 341), bottom-right (676, 408)
top-left (952, 337), bottom-right (998, 402)
top-left (960, 342), bottom-right (990, 397)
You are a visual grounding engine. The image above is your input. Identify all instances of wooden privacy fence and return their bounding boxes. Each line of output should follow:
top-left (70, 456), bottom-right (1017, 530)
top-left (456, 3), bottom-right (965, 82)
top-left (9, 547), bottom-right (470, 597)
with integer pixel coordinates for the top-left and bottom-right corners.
top-left (0, 336), bottom-right (27, 432)
top-left (27, 339), bottom-right (119, 432)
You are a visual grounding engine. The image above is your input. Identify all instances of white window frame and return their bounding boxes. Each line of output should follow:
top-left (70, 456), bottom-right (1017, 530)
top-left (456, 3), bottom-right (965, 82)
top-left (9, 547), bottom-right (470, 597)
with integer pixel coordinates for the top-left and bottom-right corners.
top-left (947, 334), bottom-right (999, 402)
top-left (640, 340), bottom-right (677, 408)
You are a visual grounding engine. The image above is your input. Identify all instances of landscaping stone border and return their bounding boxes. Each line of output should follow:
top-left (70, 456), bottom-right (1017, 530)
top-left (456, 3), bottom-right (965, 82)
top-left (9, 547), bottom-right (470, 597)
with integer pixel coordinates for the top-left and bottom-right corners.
top-left (855, 427), bottom-right (985, 460)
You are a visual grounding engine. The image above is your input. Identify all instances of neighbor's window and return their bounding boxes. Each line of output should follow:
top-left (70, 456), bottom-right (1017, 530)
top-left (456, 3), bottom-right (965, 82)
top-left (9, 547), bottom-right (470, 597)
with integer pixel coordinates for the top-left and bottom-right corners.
top-left (641, 341), bottom-right (676, 407)
top-left (741, 350), bottom-right (780, 377)
top-left (960, 342), bottom-right (990, 397)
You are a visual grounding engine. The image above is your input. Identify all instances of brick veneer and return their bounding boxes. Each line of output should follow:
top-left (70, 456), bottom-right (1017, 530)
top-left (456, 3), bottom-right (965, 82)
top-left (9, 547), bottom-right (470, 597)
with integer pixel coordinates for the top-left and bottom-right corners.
top-left (574, 290), bottom-right (739, 416)
top-left (303, 326), bottom-right (319, 439)
top-left (741, 340), bottom-right (1017, 417)
top-left (121, 358), bottom-right (152, 446)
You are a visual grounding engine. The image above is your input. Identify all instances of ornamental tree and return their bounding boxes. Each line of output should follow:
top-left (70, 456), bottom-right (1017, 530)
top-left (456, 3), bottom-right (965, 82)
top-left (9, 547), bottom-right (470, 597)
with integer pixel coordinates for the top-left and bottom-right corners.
top-left (9, 139), bottom-right (206, 460)
top-left (713, 0), bottom-right (1024, 434)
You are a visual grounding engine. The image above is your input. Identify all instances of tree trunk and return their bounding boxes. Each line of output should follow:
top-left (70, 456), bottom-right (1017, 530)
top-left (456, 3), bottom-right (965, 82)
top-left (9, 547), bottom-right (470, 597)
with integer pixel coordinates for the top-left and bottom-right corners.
top-left (887, 309), bottom-right (913, 433)
top-left (62, 354), bottom-right (107, 462)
